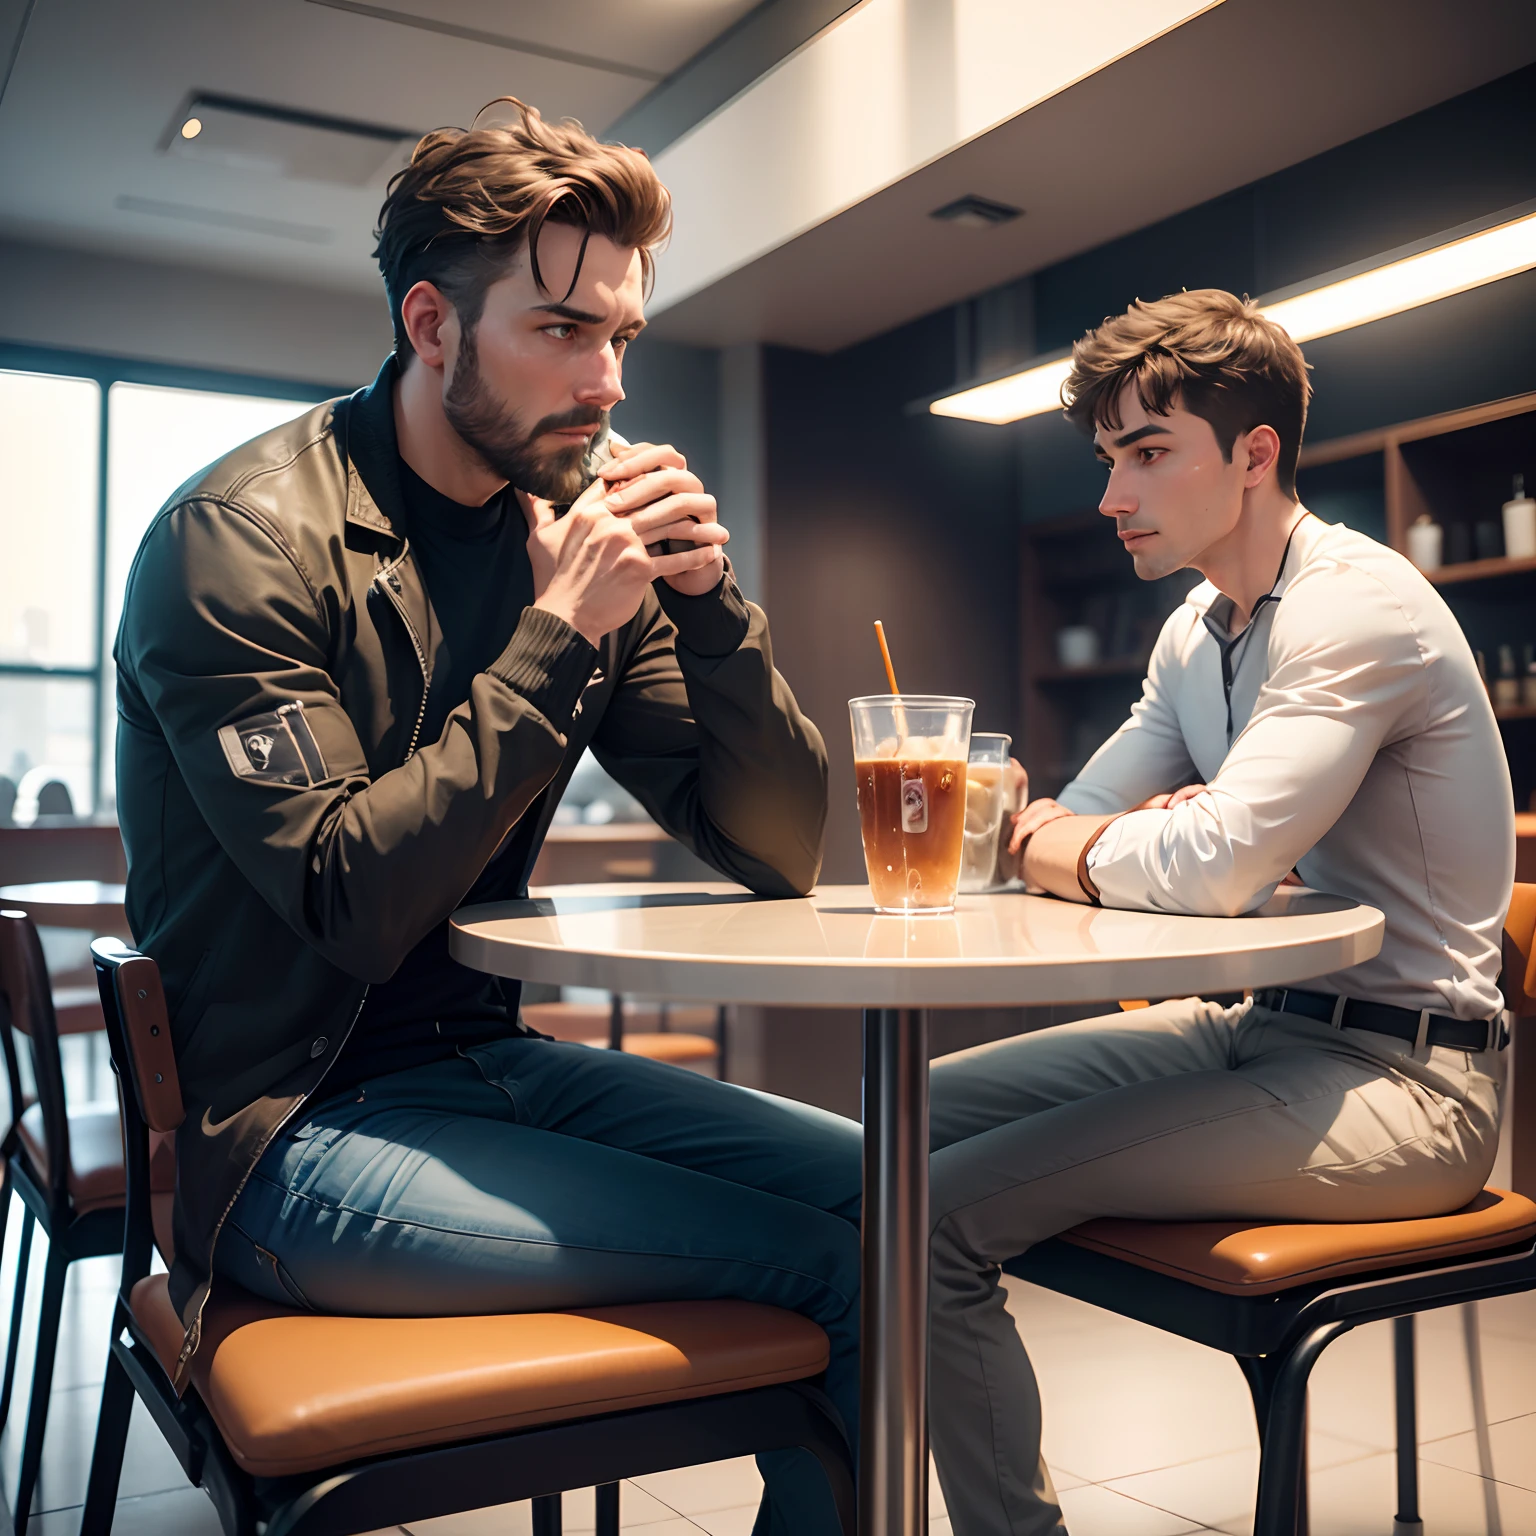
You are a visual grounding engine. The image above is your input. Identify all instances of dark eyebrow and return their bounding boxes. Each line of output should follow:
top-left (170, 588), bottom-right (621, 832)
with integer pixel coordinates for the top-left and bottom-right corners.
top-left (1112, 423), bottom-right (1172, 449)
top-left (530, 302), bottom-right (606, 324)
top-left (531, 303), bottom-right (646, 337)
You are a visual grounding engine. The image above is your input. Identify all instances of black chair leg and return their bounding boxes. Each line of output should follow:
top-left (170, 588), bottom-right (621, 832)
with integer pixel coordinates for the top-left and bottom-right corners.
top-left (716, 1005), bottom-right (729, 1081)
top-left (532, 1492), bottom-right (563, 1536)
top-left (0, 1202), bottom-right (34, 1432)
top-left (12, 1244), bottom-right (68, 1535)
top-left (595, 1481), bottom-right (620, 1536)
top-left (1252, 1320), bottom-right (1350, 1536)
top-left (1393, 1315), bottom-right (1423, 1534)
top-left (80, 1333), bottom-right (137, 1536)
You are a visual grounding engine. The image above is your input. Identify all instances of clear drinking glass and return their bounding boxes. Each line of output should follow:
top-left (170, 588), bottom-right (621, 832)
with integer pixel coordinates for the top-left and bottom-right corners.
top-left (850, 695), bottom-right (975, 914)
top-left (958, 732), bottom-right (1012, 893)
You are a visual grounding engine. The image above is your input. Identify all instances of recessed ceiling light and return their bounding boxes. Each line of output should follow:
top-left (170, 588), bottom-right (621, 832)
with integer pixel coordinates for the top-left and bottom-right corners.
top-left (930, 194), bottom-right (1023, 229)
top-left (162, 93), bottom-right (415, 186)
top-left (930, 206), bottom-right (1536, 424)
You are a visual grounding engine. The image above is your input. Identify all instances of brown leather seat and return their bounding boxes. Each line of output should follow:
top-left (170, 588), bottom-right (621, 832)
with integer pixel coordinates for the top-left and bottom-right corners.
top-left (1063, 1187), bottom-right (1536, 1295)
top-left (16, 1103), bottom-right (123, 1213)
top-left (13, 1104), bottom-right (176, 1219)
top-left (130, 1274), bottom-right (830, 1479)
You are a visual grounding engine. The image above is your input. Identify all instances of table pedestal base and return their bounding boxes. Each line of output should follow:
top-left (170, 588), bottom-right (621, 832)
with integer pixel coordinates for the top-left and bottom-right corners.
top-left (860, 1008), bottom-right (929, 1536)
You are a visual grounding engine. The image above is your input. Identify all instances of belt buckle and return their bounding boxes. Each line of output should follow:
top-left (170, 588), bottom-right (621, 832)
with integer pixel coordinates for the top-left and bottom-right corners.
top-left (1414, 1008), bottom-right (1431, 1051)
top-left (1330, 994), bottom-right (1347, 1029)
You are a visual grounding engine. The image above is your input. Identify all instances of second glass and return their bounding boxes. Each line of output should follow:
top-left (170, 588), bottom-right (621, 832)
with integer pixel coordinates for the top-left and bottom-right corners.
top-left (959, 732), bottom-right (1012, 892)
top-left (850, 695), bottom-right (974, 914)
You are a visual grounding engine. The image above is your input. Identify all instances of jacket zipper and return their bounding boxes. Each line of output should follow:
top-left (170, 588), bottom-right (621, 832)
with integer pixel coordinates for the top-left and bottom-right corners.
top-left (174, 545), bottom-right (432, 1383)
top-left (173, 983), bottom-right (371, 1389)
top-left (376, 545), bottom-right (432, 762)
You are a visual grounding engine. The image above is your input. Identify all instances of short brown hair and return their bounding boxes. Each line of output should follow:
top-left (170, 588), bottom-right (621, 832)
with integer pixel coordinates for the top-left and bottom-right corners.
top-left (374, 97), bottom-right (672, 358)
top-left (1062, 289), bottom-right (1312, 497)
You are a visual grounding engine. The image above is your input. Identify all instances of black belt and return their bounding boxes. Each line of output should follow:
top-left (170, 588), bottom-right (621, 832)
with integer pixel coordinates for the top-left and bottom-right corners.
top-left (1253, 987), bottom-right (1506, 1052)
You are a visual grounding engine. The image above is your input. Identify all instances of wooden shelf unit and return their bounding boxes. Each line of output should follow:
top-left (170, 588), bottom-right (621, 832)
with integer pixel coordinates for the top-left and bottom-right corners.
top-left (1296, 387), bottom-right (1536, 808)
top-left (1017, 511), bottom-right (1196, 799)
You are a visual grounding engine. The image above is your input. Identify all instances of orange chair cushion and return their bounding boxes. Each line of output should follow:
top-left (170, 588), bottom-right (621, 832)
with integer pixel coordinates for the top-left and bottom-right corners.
top-left (130, 1274), bottom-right (830, 1478)
top-left (1062, 1187), bottom-right (1536, 1295)
top-left (522, 1002), bottom-right (719, 1043)
top-left (621, 1032), bottom-right (718, 1064)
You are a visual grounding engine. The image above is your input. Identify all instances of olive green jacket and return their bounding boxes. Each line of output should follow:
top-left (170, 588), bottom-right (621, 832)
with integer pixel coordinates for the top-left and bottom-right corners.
top-left (114, 359), bottom-right (827, 1382)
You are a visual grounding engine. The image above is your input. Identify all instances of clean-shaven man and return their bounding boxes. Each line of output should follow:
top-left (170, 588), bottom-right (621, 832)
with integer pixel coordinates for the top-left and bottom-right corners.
top-left (926, 289), bottom-right (1512, 1536)
top-left (114, 99), bottom-right (858, 1535)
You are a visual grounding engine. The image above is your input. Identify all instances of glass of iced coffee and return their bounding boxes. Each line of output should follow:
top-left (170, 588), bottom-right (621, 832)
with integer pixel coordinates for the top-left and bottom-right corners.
top-left (850, 695), bottom-right (975, 914)
top-left (958, 733), bottom-right (1012, 893)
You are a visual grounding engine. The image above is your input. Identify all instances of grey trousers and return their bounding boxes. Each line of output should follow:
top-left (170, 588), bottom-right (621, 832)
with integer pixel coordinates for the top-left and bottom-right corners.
top-left (927, 997), bottom-right (1505, 1536)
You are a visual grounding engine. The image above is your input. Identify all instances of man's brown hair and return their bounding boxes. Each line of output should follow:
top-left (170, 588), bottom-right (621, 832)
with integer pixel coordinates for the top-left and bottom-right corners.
top-left (1062, 289), bottom-right (1312, 498)
top-left (374, 97), bottom-right (672, 358)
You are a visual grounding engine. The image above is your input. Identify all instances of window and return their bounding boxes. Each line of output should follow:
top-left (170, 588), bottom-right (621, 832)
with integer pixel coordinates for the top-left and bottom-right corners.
top-left (0, 347), bottom-right (333, 820)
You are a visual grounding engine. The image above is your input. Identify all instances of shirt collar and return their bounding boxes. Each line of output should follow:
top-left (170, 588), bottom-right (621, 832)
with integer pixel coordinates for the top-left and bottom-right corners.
top-left (1190, 511), bottom-right (1320, 641)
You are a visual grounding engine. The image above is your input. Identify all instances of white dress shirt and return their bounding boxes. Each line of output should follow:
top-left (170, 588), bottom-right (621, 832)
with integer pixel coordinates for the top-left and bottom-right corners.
top-left (1060, 512), bottom-right (1513, 1020)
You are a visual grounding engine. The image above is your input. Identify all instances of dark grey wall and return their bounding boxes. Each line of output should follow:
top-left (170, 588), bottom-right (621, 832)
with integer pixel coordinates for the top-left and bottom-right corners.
top-left (764, 311), bottom-right (1020, 883)
top-left (610, 337), bottom-right (722, 496)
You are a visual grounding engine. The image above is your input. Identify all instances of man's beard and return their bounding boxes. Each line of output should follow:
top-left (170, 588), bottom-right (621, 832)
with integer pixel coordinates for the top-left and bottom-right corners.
top-left (443, 330), bottom-right (606, 503)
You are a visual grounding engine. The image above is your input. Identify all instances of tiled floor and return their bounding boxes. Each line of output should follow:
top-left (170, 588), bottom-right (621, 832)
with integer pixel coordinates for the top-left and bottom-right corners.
top-left (2, 1224), bottom-right (1533, 1536)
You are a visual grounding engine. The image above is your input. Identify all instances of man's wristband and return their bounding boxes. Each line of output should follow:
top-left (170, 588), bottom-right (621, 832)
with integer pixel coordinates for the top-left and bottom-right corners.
top-left (1075, 810), bottom-right (1134, 904)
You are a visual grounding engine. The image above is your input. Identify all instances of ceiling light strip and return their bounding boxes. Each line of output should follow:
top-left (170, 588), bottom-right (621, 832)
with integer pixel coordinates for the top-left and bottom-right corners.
top-left (931, 208), bottom-right (1536, 424)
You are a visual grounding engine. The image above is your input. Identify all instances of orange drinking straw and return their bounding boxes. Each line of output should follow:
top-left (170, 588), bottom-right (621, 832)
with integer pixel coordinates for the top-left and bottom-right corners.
top-left (874, 620), bottom-right (901, 695)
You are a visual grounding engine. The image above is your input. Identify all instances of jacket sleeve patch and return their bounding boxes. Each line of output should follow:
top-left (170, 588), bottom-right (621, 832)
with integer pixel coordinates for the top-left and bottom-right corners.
top-left (217, 702), bottom-right (328, 787)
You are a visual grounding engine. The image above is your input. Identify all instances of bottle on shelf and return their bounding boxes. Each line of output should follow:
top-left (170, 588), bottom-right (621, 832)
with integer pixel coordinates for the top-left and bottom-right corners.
top-left (1407, 513), bottom-right (1443, 572)
top-left (1524, 644), bottom-right (1536, 710)
top-left (1504, 474), bottom-right (1536, 561)
top-left (1495, 644), bottom-right (1522, 709)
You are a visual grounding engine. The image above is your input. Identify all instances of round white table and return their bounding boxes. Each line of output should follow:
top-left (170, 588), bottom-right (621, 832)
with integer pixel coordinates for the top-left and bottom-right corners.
top-left (451, 882), bottom-right (1384, 1536)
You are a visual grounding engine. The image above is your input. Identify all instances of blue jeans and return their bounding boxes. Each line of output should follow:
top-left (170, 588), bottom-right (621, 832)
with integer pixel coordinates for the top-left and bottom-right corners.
top-left (217, 1036), bottom-right (863, 1535)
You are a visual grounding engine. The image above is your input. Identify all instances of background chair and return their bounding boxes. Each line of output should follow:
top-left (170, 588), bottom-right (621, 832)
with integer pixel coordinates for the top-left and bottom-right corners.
top-left (83, 937), bottom-right (854, 1536)
top-left (523, 994), bottom-right (728, 1075)
top-left (1011, 886), bottom-right (1536, 1536)
top-left (0, 909), bottom-right (130, 1534)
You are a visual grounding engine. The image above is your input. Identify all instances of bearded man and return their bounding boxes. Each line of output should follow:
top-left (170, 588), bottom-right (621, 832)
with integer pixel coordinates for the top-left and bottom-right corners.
top-left (113, 99), bottom-right (855, 1535)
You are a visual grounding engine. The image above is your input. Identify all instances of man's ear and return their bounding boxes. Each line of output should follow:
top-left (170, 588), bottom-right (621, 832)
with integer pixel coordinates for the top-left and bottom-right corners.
top-left (399, 281), bottom-right (459, 372)
top-left (1241, 424), bottom-right (1282, 489)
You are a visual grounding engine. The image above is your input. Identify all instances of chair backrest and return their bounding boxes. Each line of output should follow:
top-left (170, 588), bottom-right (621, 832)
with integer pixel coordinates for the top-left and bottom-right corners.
top-left (35, 781), bottom-right (74, 818)
top-left (91, 938), bottom-right (182, 1287)
top-left (0, 909), bottom-right (73, 1210)
top-left (1506, 882), bottom-right (1536, 1018)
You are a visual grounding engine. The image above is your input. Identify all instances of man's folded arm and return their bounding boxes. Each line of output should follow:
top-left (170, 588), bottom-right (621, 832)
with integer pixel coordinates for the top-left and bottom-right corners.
top-left (1032, 583), bottom-right (1427, 917)
top-left (1056, 612), bottom-right (1199, 816)
top-left (121, 499), bottom-right (596, 980)
top-left (590, 568), bottom-right (828, 896)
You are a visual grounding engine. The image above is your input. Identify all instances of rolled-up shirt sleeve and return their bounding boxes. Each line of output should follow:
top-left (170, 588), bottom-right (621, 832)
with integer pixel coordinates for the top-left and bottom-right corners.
top-left (1086, 568), bottom-right (1429, 917)
top-left (1058, 607), bottom-right (1200, 815)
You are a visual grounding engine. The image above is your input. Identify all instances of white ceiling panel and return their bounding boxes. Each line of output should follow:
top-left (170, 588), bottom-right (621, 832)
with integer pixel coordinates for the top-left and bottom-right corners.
top-left (0, 0), bottom-right (752, 293)
top-left (312, 0), bottom-right (762, 81)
